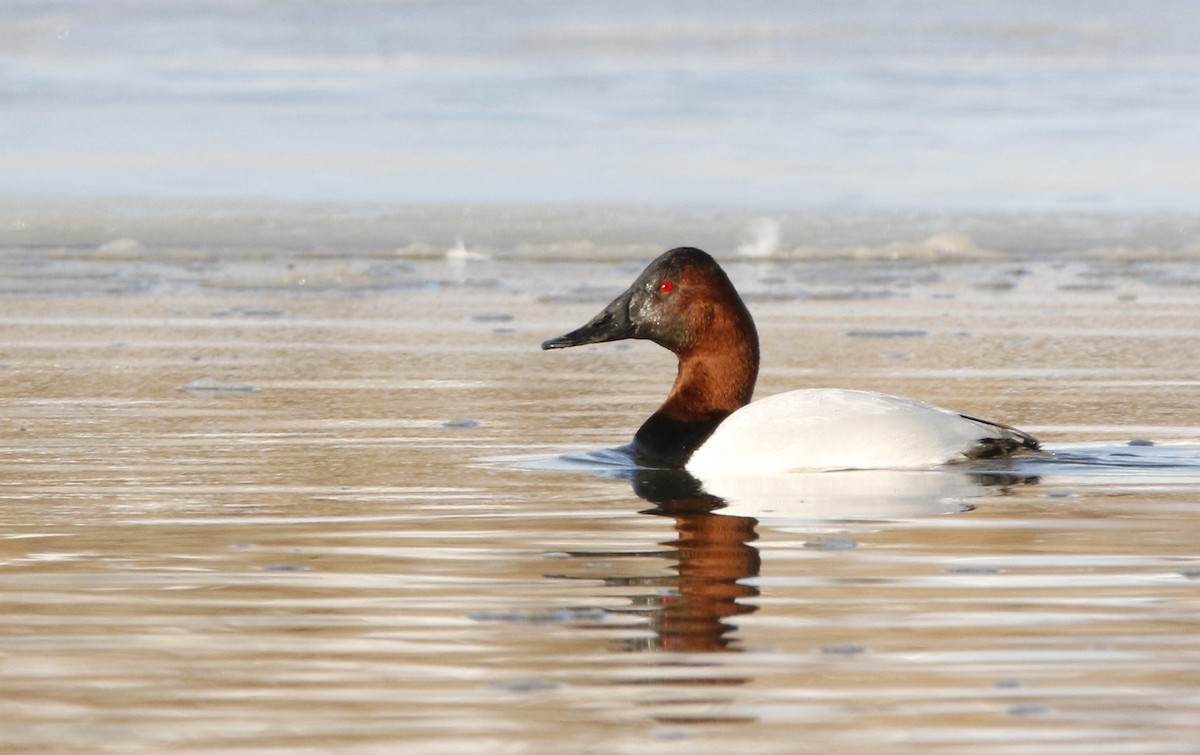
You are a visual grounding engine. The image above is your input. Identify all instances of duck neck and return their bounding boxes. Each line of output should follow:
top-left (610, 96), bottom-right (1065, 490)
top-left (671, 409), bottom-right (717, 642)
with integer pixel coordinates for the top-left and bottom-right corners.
top-left (632, 314), bottom-right (759, 468)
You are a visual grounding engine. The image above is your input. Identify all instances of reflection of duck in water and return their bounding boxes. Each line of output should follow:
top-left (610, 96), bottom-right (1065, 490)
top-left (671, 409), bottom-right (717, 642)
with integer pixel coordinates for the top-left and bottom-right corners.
top-left (543, 247), bottom-right (1039, 474)
top-left (629, 469), bottom-right (760, 654)
top-left (542, 464), bottom-right (1036, 655)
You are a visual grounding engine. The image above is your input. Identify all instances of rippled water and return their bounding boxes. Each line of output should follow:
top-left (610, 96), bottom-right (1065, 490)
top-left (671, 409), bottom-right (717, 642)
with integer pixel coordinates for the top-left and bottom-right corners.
top-left (2, 206), bottom-right (1199, 752)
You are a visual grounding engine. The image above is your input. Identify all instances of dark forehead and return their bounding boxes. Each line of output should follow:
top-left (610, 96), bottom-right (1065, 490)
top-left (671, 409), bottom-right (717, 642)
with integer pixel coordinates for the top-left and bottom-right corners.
top-left (643, 247), bottom-right (722, 280)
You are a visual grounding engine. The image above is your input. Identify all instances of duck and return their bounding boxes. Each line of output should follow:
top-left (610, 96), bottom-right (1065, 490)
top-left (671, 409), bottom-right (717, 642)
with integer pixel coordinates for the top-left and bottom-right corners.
top-left (541, 246), bottom-right (1040, 473)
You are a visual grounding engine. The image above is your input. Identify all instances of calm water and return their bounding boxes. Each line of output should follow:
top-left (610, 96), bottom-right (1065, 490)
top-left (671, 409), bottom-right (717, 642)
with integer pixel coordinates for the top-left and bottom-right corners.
top-left (3, 0), bottom-right (1200, 209)
top-left (2, 206), bottom-right (1199, 752)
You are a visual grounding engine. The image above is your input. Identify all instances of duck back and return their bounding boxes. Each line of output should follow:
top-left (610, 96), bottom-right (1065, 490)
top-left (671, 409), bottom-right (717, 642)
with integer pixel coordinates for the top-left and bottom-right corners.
top-left (686, 388), bottom-right (1038, 473)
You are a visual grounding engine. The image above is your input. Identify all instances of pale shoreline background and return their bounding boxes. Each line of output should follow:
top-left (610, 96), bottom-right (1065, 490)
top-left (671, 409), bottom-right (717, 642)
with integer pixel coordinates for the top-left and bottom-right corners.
top-left (4, 0), bottom-right (1199, 210)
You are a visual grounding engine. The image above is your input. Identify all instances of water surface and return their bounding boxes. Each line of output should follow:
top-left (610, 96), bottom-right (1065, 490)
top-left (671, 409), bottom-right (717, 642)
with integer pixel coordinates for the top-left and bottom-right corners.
top-left (2, 206), bottom-right (1199, 752)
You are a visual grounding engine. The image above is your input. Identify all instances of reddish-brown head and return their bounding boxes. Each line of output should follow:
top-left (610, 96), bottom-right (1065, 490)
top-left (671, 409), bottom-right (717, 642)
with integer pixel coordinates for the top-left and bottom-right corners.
top-left (542, 247), bottom-right (757, 359)
top-left (543, 247), bottom-right (760, 423)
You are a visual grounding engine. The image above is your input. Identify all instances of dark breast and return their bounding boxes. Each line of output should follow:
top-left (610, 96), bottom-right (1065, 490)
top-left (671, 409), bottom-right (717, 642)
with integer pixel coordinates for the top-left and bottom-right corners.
top-left (629, 412), bottom-right (729, 468)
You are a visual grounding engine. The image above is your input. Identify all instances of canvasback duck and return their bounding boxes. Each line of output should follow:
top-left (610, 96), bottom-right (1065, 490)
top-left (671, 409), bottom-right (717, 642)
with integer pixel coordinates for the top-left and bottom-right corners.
top-left (542, 247), bottom-right (1039, 473)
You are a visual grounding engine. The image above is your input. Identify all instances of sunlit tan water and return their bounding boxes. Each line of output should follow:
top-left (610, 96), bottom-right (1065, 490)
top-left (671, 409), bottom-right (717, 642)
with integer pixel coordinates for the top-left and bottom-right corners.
top-left (2, 205), bottom-right (1199, 753)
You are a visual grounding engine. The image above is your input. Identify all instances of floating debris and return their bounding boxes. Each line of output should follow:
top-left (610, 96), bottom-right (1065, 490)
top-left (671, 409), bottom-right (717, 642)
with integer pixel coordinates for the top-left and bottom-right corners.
top-left (445, 239), bottom-right (490, 261)
top-left (845, 329), bottom-right (927, 339)
top-left (946, 566), bottom-right (1001, 574)
top-left (469, 607), bottom-right (607, 625)
top-left (489, 678), bottom-right (560, 693)
top-left (820, 643), bottom-right (866, 655)
top-left (95, 237), bottom-right (144, 256)
top-left (180, 377), bottom-right (258, 396)
top-left (211, 307), bottom-right (288, 318)
top-left (803, 537), bottom-right (858, 551)
top-left (736, 217), bottom-right (781, 258)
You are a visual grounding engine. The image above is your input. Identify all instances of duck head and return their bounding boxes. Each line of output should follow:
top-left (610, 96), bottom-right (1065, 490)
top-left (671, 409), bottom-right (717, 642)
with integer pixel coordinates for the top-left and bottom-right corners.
top-left (541, 246), bottom-right (753, 357)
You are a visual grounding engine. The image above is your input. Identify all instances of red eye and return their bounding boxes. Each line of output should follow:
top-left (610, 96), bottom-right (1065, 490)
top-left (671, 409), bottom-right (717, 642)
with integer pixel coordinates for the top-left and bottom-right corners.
top-left (658, 280), bottom-right (674, 294)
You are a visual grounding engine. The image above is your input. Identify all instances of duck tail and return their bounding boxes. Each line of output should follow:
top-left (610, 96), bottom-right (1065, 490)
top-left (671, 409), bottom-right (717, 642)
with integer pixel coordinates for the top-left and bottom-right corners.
top-left (958, 412), bottom-right (1041, 459)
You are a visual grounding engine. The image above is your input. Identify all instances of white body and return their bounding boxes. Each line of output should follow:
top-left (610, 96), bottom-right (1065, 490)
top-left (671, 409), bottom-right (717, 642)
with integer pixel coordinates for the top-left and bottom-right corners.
top-left (686, 388), bottom-right (1017, 474)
